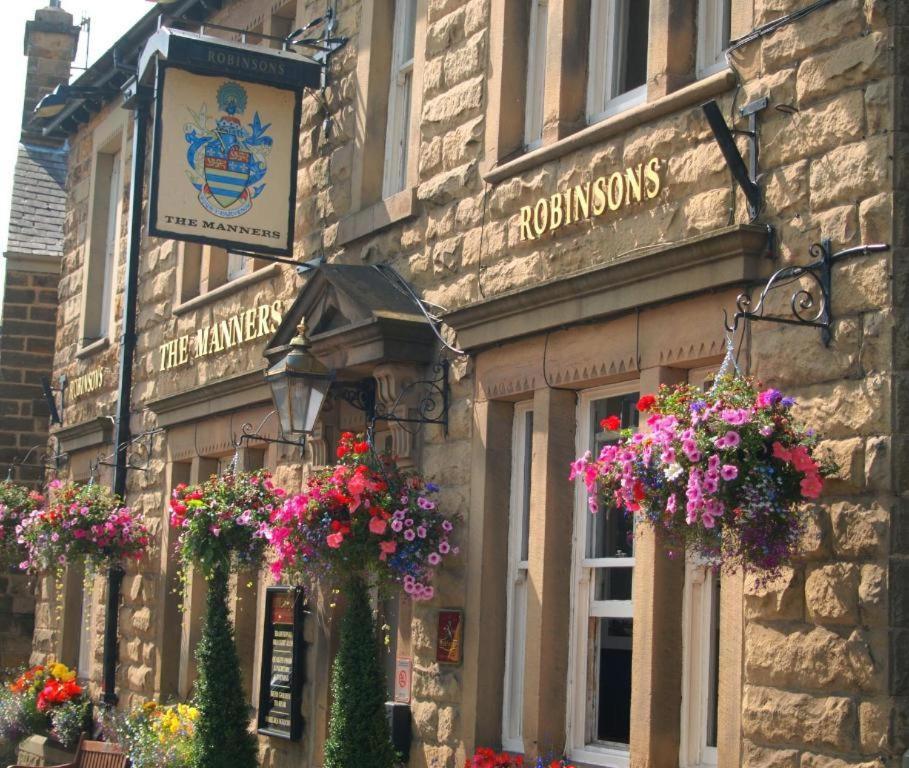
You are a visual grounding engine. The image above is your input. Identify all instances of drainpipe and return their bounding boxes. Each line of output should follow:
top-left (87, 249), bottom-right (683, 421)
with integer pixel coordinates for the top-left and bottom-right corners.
top-left (102, 76), bottom-right (150, 707)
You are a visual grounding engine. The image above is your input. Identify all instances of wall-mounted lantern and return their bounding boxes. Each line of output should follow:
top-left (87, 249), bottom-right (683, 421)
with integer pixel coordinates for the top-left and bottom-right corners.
top-left (264, 324), bottom-right (334, 442)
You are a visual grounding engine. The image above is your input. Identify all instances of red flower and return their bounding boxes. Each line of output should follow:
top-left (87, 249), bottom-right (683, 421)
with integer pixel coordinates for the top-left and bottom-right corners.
top-left (336, 445), bottom-right (348, 459)
top-left (354, 441), bottom-right (370, 454)
top-left (636, 394), bottom-right (657, 412)
top-left (600, 415), bottom-right (621, 431)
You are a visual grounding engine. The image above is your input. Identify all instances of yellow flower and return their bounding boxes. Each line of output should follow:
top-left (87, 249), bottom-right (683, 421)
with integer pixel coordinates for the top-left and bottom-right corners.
top-left (49, 663), bottom-right (76, 683)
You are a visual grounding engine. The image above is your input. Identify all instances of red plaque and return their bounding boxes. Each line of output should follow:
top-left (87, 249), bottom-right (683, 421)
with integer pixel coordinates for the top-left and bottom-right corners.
top-left (436, 610), bottom-right (463, 665)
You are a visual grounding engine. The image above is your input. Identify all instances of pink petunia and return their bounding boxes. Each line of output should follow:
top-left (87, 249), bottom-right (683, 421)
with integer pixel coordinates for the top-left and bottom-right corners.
top-left (720, 465), bottom-right (738, 481)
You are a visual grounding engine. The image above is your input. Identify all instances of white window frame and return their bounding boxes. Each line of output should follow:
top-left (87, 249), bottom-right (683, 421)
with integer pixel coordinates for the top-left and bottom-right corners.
top-left (680, 559), bottom-right (720, 768)
top-left (502, 402), bottom-right (534, 753)
top-left (566, 382), bottom-right (640, 768)
top-left (679, 364), bottom-right (722, 767)
top-left (696, 0), bottom-right (731, 78)
top-left (227, 250), bottom-right (251, 281)
top-left (587, 0), bottom-right (649, 123)
top-left (382, 0), bottom-right (417, 198)
top-left (524, 0), bottom-right (548, 151)
top-left (97, 151), bottom-right (121, 339)
top-left (77, 573), bottom-right (95, 681)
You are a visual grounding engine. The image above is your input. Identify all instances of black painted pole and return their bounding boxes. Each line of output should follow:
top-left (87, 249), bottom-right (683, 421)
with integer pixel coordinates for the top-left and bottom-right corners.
top-left (102, 84), bottom-right (149, 707)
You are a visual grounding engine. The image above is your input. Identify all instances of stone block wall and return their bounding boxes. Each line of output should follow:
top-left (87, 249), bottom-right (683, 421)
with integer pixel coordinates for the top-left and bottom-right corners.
top-left (0, 570), bottom-right (35, 671)
top-left (32, 0), bottom-right (908, 766)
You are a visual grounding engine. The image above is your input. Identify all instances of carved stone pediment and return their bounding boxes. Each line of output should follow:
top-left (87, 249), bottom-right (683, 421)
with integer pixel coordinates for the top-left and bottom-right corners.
top-left (265, 264), bottom-right (436, 376)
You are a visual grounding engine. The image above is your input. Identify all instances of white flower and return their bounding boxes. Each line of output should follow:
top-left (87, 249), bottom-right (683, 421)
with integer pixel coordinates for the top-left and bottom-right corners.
top-left (664, 462), bottom-right (684, 481)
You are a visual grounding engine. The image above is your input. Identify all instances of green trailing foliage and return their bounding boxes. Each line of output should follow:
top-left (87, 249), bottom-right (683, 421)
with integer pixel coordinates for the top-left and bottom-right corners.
top-left (323, 574), bottom-right (397, 768)
top-left (191, 565), bottom-right (258, 768)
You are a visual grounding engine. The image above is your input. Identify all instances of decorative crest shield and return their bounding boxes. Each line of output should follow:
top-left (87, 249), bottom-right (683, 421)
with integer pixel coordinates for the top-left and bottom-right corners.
top-left (184, 81), bottom-right (273, 218)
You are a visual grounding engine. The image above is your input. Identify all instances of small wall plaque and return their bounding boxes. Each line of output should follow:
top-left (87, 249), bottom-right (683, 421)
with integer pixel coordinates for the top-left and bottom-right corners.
top-left (436, 609), bottom-right (463, 665)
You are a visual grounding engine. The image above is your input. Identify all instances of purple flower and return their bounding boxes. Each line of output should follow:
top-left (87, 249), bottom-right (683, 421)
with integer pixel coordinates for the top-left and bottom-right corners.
top-left (426, 482), bottom-right (439, 492)
top-left (404, 529), bottom-right (416, 541)
top-left (391, 519), bottom-right (404, 533)
top-left (720, 465), bottom-right (739, 481)
top-left (438, 540), bottom-right (450, 554)
top-left (441, 520), bottom-right (453, 533)
top-left (427, 552), bottom-right (441, 565)
top-left (417, 526), bottom-right (427, 539)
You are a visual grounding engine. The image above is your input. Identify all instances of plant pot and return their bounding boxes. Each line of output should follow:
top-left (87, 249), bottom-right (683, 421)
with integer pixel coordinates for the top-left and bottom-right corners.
top-left (15, 734), bottom-right (77, 767)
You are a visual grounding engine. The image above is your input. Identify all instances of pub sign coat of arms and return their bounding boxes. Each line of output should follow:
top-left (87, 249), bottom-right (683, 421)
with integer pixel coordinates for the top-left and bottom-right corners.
top-left (149, 66), bottom-right (301, 256)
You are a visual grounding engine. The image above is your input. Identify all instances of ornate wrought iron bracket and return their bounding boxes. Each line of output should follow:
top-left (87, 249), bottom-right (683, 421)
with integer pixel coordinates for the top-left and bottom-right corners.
top-left (232, 410), bottom-right (307, 451)
top-left (724, 240), bottom-right (890, 346)
top-left (333, 360), bottom-right (451, 439)
top-left (91, 428), bottom-right (164, 476)
top-left (4, 437), bottom-right (68, 480)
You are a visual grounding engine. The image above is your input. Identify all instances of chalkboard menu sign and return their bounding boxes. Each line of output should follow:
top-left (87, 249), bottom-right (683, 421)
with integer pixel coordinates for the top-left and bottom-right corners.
top-left (257, 586), bottom-right (306, 740)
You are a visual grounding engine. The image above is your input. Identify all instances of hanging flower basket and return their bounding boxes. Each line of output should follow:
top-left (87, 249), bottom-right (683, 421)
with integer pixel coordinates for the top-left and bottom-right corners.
top-left (16, 482), bottom-right (149, 575)
top-left (269, 433), bottom-right (459, 600)
top-left (0, 481), bottom-right (44, 568)
top-left (570, 376), bottom-right (833, 573)
top-left (169, 470), bottom-right (286, 577)
top-left (0, 663), bottom-right (91, 750)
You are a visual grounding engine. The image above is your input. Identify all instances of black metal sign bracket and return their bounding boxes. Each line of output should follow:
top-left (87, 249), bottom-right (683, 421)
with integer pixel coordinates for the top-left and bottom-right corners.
top-left (724, 240), bottom-right (890, 346)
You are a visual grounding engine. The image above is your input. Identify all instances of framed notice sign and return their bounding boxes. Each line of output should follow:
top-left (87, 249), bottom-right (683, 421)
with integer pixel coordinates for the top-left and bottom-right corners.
top-left (257, 586), bottom-right (306, 740)
top-left (149, 62), bottom-right (301, 256)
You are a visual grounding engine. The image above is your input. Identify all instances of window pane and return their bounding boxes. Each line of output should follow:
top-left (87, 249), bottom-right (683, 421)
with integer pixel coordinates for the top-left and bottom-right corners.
top-left (706, 576), bottom-right (721, 748)
top-left (520, 409), bottom-right (533, 561)
top-left (402, 0), bottom-right (417, 62)
top-left (593, 566), bottom-right (633, 601)
top-left (614, 0), bottom-right (649, 96)
top-left (588, 618), bottom-right (633, 745)
top-left (588, 393), bottom-right (639, 559)
top-left (524, 0), bottom-right (548, 147)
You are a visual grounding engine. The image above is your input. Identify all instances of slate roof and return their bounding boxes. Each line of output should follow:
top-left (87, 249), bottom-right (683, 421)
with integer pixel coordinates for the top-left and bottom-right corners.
top-left (5, 142), bottom-right (68, 257)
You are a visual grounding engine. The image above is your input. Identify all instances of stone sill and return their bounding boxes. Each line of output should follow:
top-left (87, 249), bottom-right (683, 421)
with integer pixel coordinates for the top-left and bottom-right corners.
top-left (483, 69), bottom-right (736, 184)
top-left (336, 187), bottom-right (418, 246)
top-left (146, 369), bottom-right (271, 427)
top-left (76, 336), bottom-right (110, 359)
top-left (54, 415), bottom-right (114, 453)
top-left (173, 263), bottom-right (281, 316)
top-left (443, 224), bottom-right (772, 351)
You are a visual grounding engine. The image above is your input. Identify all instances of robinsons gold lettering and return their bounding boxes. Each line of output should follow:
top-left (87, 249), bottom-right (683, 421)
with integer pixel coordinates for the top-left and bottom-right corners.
top-left (70, 369), bottom-right (103, 400)
top-left (158, 300), bottom-right (284, 372)
top-left (518, 156), bottom-right (664, 241)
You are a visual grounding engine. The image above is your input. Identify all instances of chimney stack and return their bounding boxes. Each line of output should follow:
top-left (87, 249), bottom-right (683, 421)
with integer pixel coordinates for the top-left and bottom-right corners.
top-left (21, 2), bottom-right (80, 144)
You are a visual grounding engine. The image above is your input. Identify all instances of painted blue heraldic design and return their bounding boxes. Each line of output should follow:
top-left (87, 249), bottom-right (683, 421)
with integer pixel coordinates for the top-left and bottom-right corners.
top-left (184, 81), bottom-right (273, 218)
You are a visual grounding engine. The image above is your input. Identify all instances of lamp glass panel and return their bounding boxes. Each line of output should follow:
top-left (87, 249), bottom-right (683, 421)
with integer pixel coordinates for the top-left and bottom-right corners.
top-left (268, 374), bottom-right (292, 437)
top-left (303, 378), bottom-right (333, 434)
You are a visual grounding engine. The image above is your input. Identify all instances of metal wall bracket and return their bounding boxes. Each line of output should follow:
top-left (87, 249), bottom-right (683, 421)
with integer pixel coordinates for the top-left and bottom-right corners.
top-left (232, 410), bottom-right (307, 452)
top-left (90, 428), bottom-right (164, 476)
top-left (333, 360), bottom-right (451, 440)
top-left (724, 240), bottom-right (890, 346)
top-left (3, 437), bottom-right (68, 480)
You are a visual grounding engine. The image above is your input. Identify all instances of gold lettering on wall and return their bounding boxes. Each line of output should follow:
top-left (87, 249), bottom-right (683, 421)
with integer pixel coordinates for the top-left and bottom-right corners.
top-left (518, 156), bottom-right (664, 241)
top-left (158, 300), bottom-right (284, 372)
top-left (70, 369), bottom-right (104, 400)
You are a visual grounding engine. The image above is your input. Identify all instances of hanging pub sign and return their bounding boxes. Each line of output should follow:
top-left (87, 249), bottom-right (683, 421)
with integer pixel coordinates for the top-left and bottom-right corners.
top-left (141, 28), bottom-right (322, 257)
top-left (257, 586), bottom-right (307, 740)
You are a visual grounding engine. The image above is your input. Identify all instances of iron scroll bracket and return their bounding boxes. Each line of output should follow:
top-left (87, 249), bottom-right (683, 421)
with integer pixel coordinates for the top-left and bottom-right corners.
top-left (3, 437), bottom-right (68, 480)
top-left (723, 240), bottom-right (890, 346)
top-left (232, 410), bottom-right (307, 452)
top-left (90, 428), bottom-right (165, 477)
top-left (334, 359), bottom-right (451, 441)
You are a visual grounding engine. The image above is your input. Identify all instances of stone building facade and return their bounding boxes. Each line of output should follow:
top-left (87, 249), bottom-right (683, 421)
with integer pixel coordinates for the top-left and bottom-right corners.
top-left (24, 0), bottom-right (909, 767)
top-left (0, 1), bottom-right (80, 671)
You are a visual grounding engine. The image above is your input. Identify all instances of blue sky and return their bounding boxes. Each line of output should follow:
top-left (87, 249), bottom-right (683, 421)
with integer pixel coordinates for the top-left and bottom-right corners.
top-left (0, 0), bottom-right (150, 305)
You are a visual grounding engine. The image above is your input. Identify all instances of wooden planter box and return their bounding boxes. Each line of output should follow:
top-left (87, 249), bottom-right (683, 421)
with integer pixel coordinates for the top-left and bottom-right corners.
top-left (14, 735), bottom-right (77, 767)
